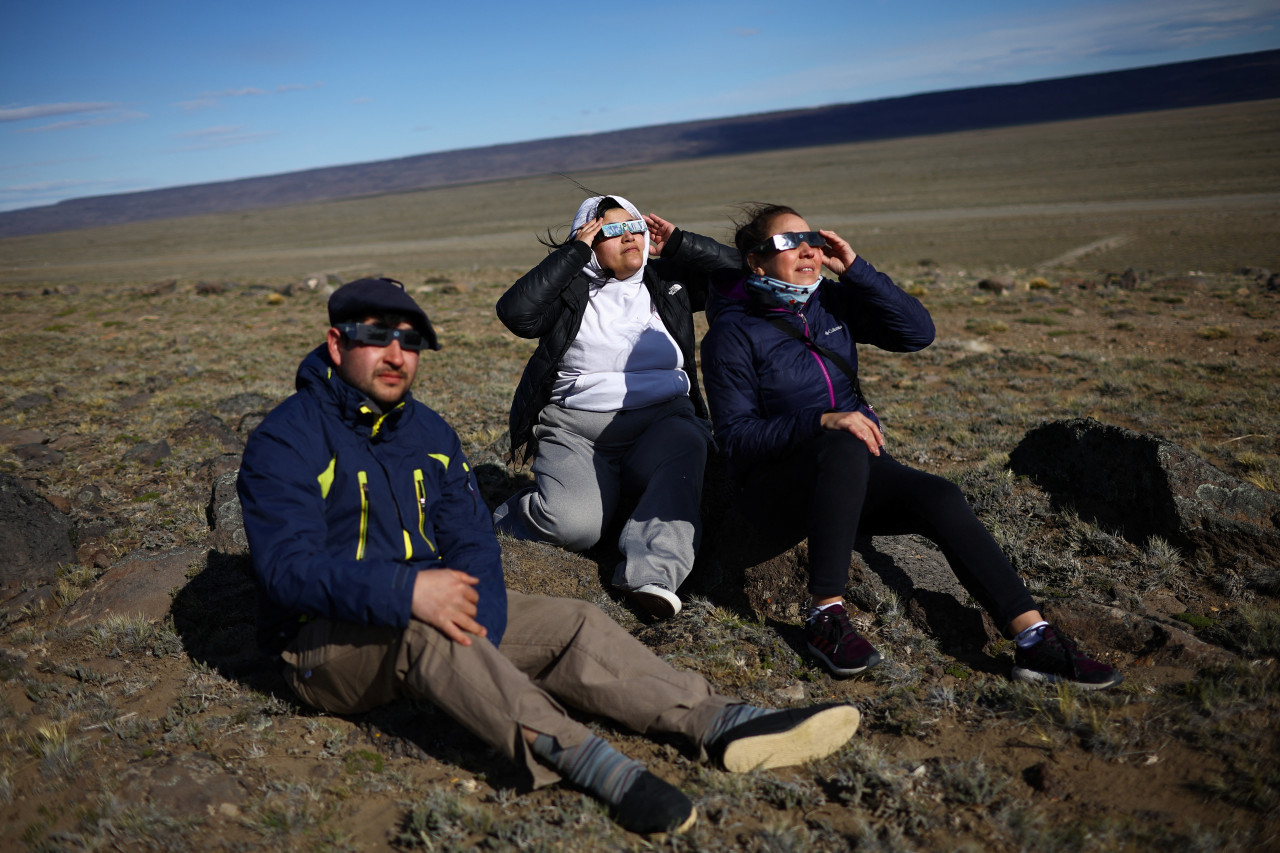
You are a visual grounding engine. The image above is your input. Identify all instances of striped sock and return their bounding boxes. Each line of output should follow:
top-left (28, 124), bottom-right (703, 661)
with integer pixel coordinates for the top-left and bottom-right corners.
top-left (531, 734), bottom-right (645, 806)
top-left (701, 703), bottom-right (771, 748)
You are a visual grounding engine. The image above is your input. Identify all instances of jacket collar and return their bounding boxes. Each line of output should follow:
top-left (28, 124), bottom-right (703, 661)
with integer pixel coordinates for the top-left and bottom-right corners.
top-left (295, 345), bottom-right (410, 437)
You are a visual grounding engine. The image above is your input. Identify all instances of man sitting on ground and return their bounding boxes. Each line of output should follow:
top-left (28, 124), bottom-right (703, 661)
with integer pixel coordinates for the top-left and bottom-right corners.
top-left (236, 277), bottom-right (862, 835)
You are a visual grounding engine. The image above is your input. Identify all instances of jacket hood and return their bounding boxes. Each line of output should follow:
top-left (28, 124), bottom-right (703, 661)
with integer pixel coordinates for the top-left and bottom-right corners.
top-left (571, 194), bottom-right (649, 286)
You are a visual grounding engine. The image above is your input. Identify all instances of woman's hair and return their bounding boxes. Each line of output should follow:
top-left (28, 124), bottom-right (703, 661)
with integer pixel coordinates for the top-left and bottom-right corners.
top-left (538, 196), bottom-right (626, 250)
top-left (733, 203), bottom-right (801, 270)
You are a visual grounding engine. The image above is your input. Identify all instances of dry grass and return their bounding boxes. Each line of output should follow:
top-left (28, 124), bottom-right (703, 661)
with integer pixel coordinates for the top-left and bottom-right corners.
top-left (1, 100), bottom-right (1278, 850)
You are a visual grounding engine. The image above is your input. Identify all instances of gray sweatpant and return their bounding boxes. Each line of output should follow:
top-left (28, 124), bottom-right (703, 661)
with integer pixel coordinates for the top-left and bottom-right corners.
top-left (493, 397), bottom-right (709, 592)
top-left (280, 592), bottom-right (735, 786)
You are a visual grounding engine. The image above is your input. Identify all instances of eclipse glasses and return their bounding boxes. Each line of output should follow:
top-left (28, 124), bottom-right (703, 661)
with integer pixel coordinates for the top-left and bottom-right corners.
top-left (598, 219), bottom-right (648, 238)
top-left (753, 231), bottom-right (827, 253)
top-left (336, 322), bottom-right (427, 351)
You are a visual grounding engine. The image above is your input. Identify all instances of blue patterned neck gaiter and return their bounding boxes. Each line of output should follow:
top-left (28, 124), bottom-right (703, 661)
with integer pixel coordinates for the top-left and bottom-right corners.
top-left (744, 273), bottom-right (819, 310)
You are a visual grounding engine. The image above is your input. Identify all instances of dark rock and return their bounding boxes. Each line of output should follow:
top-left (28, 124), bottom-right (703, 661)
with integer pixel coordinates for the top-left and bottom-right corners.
top-left (196, 454), bottom-right (242, 484)
top-left (117, 391), bottom-right (154, 410)
top-left (1009, 419), bottom-right (1280, 566)
top-left (207, 471), bottom-right (248, 555)
top-left (1237, 266), bottom-right (1272, 280)
top-left (978, 274), bottom-right (1017, 294)
top-left (62, 546), bottom-right (206, 627)
top-left (1267, 273), bottom-right (1280, 293)
top-left (123, 440), bottom-right (170, 466)
top-left (0, 474), bottom-right (75, 602)
top-left (12, 443), bottom-right (63, 469)
top-left (74, 484), bottom-right (102, 507)
top-left (195, 281), bottom-right (227, 295)
top-left (11, 393), bottom-right (50, 411)
top-left (0, 425), bottom-right (48, 448)
top-left (1041, 599), bottom-right (1232, 668)
top-left (215, 392), bottom-right (276, 422)
top-left (172, 412), bottom-right (244, 453)
top-left (144, 279), bottom-right (177, 295)
top-left (237, 412), bottom-right (266, 436)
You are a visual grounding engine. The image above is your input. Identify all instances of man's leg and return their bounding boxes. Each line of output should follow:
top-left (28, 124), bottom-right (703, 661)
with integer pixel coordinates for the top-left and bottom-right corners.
top-left (498, 592), bottom-right (734, 745)
top-left (282, 613), bottom-right (588, 787)
top-left (500, 593), bottom-right (863, 773)
top-left (282, 611), bottom-right (698, 834)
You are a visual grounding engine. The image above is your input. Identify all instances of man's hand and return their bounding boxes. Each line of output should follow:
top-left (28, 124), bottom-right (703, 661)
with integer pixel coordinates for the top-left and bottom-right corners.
top-left (820, 410), bottom-right (884, 456)
top-left (644, 213), bottom-right (676, 257)
top-left (411, 569), bottom-right (487, 645)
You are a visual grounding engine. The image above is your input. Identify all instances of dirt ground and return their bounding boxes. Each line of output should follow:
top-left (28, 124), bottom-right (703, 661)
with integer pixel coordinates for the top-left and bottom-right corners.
top-left (1, 101), bottom-right (1278, 851)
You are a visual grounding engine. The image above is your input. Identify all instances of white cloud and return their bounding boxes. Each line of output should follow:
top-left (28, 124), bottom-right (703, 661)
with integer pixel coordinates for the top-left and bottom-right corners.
top-left (170, 126), bottom-right (275, 151)
top-left (720, 0), bottom-right (1280, 110)
top-left (0, 102), bottom-right (123, 123)
top-left (16, 111), bottom-right (147, 134)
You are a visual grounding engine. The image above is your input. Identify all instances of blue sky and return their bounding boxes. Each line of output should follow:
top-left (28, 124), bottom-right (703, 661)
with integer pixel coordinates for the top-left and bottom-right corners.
top-left (1, 0), bottom-right (1277, 214)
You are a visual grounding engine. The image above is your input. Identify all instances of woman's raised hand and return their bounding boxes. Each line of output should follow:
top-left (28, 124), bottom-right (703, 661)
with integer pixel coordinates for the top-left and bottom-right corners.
top-left (645, 213), bottom-right (675, 257)
top-left (820, 410), bottom-right (884, 456)
top-left (818, 229), bottom-right (858, 276)
top-left (574, 217), bottom-right (605, 245)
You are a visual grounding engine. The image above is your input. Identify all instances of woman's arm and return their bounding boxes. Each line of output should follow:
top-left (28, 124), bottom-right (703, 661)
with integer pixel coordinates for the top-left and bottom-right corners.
top-left (646, 216), bottom-right (741, 310)
top-left (495, 240), bottom-right (593, 338)
top-left (834, 255), bottom-right (935, 352)
top-left (702, 321), bottom-right (828, 464)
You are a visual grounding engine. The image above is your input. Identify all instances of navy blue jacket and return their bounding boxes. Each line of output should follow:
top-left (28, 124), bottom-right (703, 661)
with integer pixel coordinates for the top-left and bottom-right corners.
top-left (237, 346), bottom-right (507, 654)
top-left (701, 256), bottom-right (936, 475)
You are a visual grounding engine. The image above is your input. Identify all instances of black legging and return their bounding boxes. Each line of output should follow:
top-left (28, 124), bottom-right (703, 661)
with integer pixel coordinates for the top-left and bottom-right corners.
top-left (739, 430), bottom-right (1037, 633)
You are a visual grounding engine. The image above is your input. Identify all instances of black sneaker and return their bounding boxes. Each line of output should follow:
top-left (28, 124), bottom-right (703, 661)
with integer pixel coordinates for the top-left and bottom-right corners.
top-left (804, 603), bottom-right (882, 677)
top-left (708, 703), bottom-right (861, 773)
top-left (1012, 624), bottom-right (1123, 690)
top-left (612, 771), bottom-right (697, 835)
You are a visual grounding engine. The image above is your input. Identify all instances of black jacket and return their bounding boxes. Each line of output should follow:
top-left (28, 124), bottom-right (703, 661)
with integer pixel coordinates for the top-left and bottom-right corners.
top-left (497, 229), bottom-right (739, 463)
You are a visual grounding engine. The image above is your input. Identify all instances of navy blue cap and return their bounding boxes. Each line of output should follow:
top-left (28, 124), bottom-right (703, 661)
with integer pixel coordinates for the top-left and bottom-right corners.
top-left (327, 277), bottom-right (440, 351)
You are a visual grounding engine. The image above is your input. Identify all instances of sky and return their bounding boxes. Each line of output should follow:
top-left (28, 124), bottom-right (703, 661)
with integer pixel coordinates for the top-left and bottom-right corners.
top-left (1, 0), bottom-right (1278, 214)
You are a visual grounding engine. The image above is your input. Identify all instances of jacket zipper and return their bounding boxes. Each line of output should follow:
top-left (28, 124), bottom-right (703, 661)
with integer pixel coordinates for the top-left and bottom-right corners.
top-left (356, 471), bottom-right (369, 560)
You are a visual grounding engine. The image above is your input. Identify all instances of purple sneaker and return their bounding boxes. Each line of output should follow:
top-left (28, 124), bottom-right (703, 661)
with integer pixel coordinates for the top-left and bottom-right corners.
top-left (1012, 624), bottom-right (1123, 690)
top-left (804, 604), bottom-right (882, 677)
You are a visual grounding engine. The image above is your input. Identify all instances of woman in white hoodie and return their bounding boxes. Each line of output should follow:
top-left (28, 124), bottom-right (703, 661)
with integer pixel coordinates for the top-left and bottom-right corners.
top-left (493, 195), bottom-right (737, 618)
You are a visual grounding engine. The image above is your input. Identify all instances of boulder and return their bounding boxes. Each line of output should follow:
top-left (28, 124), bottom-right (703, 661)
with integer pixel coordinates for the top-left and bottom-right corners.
top-left (1008, 418), bottom-right (1280, 565)
top-left (172, 412), bottom-right (244, 453)
top-left (207, 471), bottom-right (248, 555)
top-left (0, 474), bottom-right (75, 602)
top-left (62, 546), bottom-right (206, 627)
top-left (978, 275), bottom-right (1017, 294)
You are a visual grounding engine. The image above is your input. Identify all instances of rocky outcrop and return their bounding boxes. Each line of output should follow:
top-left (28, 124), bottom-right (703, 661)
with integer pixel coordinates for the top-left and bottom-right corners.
top-left (0, 474), bottom-right (75, 604)
top-left (207, 471), bottom-right (248, 555)
top-left (1009, 418), bottom-right (1280, 565)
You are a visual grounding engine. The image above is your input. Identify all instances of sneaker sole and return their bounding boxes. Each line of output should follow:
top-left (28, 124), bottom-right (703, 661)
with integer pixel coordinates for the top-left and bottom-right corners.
top-left (1011, 666), bottom-right (1124, 690)
top-left (627, 588), bottom-right (680, 619)
top-left (806, 642), bottom-right (882, 678)
top-left (720, 705), bottom-right (861, 773)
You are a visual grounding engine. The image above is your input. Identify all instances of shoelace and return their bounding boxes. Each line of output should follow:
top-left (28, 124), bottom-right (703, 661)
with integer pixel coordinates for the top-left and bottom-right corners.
top-left (1042, 629), bottom-right (1084, 675)
top-left (815, 612), bottom-right (856, 645)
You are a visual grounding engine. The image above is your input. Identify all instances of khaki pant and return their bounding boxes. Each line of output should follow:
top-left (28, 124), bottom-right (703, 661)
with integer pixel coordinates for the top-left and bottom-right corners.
top-left (281, 591), bottom-right (735, 786)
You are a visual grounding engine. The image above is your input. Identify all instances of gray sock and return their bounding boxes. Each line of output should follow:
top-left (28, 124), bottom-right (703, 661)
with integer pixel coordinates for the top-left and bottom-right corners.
top-left (530, 733), bottom-right (645, 806)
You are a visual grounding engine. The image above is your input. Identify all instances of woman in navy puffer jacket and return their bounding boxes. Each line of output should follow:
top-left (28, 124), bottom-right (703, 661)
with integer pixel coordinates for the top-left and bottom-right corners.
top-left (701, 203), bottom-right (1121, 689)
